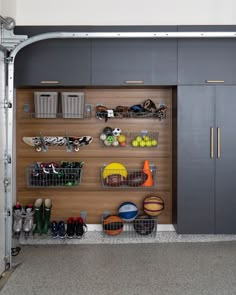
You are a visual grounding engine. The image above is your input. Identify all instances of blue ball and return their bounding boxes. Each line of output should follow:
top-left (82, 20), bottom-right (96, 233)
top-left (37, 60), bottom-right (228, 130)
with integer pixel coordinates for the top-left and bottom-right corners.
top-left (118, 202), bottom-right (138, 222)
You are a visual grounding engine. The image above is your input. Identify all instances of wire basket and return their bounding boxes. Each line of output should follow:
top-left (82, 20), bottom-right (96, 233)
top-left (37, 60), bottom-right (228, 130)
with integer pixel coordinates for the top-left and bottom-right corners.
top-left (130, 131), bottom-right (159, 148)
top-left (101, 165), bottom-right (157, 188)
top-left (26, 167), bottom-right (82, 188)
top-left (102, 215), bottom-right (158, 238)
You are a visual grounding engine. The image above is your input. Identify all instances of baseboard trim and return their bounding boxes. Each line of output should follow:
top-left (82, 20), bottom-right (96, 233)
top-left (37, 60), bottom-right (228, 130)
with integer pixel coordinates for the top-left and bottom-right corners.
top-left (87, 224), bottom-right (175, 232)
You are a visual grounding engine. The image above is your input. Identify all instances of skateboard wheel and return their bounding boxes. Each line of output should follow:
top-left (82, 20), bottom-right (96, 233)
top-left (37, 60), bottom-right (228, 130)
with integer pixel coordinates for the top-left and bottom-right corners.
top-left (73, 140), bottom-right (79, 145)
top-left (74, 146), bottom-right (80, 152)
top-left (36, 146), bottom-right (42, 152)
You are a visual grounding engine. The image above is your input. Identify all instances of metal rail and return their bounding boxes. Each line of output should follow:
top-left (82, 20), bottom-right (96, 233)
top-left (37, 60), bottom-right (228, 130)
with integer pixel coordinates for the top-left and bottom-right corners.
top-left (8, 31), bottom-right (236, 60)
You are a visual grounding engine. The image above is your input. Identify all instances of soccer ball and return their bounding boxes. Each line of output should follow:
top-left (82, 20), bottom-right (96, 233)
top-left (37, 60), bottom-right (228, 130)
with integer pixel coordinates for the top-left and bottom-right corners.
top-left (112, 128), bottom-right (122, 137)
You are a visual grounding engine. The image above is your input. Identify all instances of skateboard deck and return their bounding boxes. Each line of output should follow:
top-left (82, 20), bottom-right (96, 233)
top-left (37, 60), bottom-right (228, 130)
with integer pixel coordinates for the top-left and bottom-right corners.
top-left (23, 136), bottom-right (93, 152)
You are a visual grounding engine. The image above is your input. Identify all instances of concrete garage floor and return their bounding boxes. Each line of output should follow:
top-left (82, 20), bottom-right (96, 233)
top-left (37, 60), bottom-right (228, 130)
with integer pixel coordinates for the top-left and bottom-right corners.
top-left (1, 242), bottom-right (236, 295)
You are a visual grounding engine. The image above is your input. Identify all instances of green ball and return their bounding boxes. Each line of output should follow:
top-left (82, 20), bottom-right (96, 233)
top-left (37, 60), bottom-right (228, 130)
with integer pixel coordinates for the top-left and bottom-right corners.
top-left (107, 135), bottom-right (115, 143)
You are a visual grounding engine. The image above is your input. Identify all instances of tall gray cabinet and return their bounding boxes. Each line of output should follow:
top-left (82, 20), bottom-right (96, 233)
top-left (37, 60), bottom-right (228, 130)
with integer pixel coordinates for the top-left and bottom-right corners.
top-left (177, 85), bottom-right (236, 234)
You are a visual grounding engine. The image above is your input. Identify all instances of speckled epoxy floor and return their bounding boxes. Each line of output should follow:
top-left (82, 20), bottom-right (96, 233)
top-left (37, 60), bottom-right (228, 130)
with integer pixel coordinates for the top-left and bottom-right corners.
top-left (17, 230), bottom-right (236, 245)
top-left (2, 242), bottom-right (236, 295)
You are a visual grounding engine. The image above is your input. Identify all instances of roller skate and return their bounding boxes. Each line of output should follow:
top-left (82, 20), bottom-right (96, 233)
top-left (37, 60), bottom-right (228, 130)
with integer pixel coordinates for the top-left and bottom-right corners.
top-left (12, 203), bottom-right (23, 239)
top-left (23, 204), bottom-right (34, 239)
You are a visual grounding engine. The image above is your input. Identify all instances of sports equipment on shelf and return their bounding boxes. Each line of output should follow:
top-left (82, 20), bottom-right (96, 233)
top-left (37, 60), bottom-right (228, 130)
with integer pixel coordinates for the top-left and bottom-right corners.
top-left (133, 215), bottom-right (156, 236)
top-left (143, 195), bottom-right (164, 217)
top-left (103, 215), bottom-right (124, 236)
top-left (125, 171), bottom-right (148, 187)
top-left (22, 135), bottom-right (93, 152)
top-left (102, 162), bottom-right (128, 179)
top-left (104, 174), bottom-right (126, 187)
top-left (118, 202), bottom-right (138, 222)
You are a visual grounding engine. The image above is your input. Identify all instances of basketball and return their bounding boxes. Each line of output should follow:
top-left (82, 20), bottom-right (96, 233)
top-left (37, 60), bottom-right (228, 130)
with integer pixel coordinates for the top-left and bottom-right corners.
top-left (133, 215), bottom-right (156, 235)
top-left (103, 215), bottom-right (124, 236)
top-left (118, 202), bottom-right (138, 222)
top-left (143, 195), bottom-right (164, 216)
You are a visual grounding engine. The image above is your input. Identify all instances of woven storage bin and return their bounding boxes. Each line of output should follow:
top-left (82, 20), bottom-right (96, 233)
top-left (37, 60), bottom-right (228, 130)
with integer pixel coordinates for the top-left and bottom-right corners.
top-left (34, 92), bottom-right (58, 118)
top-left (61, 92), bottom-right (85, 118)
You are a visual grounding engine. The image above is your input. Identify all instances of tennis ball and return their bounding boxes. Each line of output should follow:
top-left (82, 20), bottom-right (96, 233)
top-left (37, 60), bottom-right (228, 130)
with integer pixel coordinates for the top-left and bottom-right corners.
top-left (132, 140), bottom-right (139, 147)
top-left (146, 140), bottom-right (152, 147)
top-left (136, 136), bottom-right (142, 142)
top-left (139, 140), bottom-right (146, 147)
top-left (144, 135), bottom-right (150, 141)
top-left (151, 139), bottom-right (158, 146)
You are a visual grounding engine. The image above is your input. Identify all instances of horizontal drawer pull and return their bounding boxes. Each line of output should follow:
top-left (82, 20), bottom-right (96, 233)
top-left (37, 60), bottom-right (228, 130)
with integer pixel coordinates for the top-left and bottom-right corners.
top-left (40, 80), bottom-right (60, 84)
top-left (124, 80), bottom-right (144, 84)
top-left (205, 80), bottom-right (225, 83)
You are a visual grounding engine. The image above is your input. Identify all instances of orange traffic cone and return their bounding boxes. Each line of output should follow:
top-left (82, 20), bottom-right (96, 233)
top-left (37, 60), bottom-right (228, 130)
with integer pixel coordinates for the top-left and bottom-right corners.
top-left (142, 160), bottom-right (154, 186)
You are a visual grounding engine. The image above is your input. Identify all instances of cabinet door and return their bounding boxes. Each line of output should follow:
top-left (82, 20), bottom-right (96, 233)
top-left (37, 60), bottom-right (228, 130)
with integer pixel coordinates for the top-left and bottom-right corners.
top-left (215, 86), bottom-right (236, 233)
top-left (178, 39), bottom-right (236, 85)
top-left (14, 39), bottom-right (91, 87)
top-left (92, 39), bottom-right (177, 85)
top-left (177, 86), bottom-right (215, 233)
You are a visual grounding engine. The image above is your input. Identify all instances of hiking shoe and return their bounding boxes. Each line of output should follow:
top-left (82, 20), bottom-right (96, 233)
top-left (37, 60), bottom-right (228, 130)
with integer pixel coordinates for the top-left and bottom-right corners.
top-left (58, 221), bottom-right (66, 239)
top-left (50, 221), bottom-right (58, 239)
top-left (66, 217), bottom-right (75, 239)
top-left (75, 217), bottom-right (87, 239)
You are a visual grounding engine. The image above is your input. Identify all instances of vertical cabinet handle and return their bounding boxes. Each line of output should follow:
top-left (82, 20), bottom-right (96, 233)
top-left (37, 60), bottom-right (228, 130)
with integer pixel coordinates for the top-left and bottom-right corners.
top-left (217, 127), bottom-right (221, 159)
top-left (210, 127), bottom-right (214, 159)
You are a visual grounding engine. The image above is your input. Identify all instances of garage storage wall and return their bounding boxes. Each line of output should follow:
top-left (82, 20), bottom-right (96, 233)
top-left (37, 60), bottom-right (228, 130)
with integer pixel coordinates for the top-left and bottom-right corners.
top-left (13, 25), bottom-right (236, 233)
top-left (16, 87), bottom-right (173, 224)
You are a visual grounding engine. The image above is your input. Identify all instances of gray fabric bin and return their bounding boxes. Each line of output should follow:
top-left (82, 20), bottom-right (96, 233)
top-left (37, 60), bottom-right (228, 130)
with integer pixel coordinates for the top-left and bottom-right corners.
top-left (61, 92), bottom-right (85, 118)
top-left (34, 92), bottom-right (58, 118)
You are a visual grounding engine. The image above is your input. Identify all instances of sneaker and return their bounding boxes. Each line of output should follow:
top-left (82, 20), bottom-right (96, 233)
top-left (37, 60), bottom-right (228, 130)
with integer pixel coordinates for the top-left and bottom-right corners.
top-left (75, 217), bottom-right (87, 239)
top-left (58, 221), bottom-right (66, 239)
top-left (66, 217), bottom-right (75, 239)
top-left (50, 221), bottom-right (58, 239)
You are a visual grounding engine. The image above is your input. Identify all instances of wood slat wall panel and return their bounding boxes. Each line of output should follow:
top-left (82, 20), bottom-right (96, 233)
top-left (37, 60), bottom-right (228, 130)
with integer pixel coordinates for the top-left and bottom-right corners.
top-left (16, 87), bottom-right (173, 224)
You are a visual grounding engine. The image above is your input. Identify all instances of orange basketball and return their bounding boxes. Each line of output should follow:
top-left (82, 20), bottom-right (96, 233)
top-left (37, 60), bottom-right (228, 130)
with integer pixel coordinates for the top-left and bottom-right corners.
top-left (143, 195), bottom-right (164, 216)
top-left (103, 215), bottom-right (124, 236)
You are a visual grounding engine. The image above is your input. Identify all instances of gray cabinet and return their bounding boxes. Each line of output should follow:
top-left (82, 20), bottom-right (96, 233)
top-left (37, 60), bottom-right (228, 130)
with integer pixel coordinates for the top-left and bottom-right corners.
top-left (215, 87), bottom-right (236, 233)
top-left (177, 85), bottom-right (236, 234)
top-left (178, 39), bottom-right (236, 85)
top-left (92, 39), bottom-right (177, 85)
top-left (14, 39), bottom-right (91, 86)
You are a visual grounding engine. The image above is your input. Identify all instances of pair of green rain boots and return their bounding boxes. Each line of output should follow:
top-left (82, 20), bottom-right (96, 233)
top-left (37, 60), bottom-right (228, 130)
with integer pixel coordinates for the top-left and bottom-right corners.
top-left (33, 198), bottom-right (52, 235)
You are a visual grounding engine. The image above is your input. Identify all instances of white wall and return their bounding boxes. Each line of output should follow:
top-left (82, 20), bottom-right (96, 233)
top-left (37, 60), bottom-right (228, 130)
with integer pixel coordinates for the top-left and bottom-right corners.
top-left (1, 0), bottom-right (236, 26)
top-left (1, 0), bottom-right (16, 19)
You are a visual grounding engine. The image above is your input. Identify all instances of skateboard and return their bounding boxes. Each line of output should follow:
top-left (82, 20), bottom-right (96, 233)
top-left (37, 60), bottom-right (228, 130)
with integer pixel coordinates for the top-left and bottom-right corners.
top-left (22, 136), bottom-right (93, 152)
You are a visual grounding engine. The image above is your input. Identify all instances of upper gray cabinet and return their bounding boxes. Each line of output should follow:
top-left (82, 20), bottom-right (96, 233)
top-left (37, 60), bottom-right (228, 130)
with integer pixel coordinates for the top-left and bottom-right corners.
top-left (178, 39), bottom-right (236, 85)
top-left (178, 26), bottom-right (236, 85)
top-left (14, 39), bottom-right (91, 87)
top-left (91, 39), bottom-right (177, 86)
